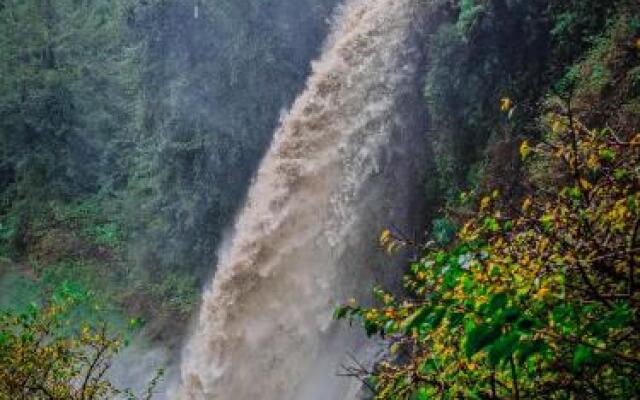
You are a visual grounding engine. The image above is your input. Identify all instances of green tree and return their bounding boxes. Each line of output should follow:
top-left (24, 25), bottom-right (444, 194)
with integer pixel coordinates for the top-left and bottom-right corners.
top-left (0, 0), bottom-right (141, 205)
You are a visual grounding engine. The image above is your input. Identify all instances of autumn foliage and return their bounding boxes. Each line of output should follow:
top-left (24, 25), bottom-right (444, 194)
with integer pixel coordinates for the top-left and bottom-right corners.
top-left (336, 105), bottom-right (640, 399)
top-left (0, 296), bottom-right (160, 400)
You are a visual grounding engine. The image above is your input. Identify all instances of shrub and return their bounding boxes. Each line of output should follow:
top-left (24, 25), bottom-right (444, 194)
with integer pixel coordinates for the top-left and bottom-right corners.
top-left (0, 293), bottom-right (162, 399)
top-left (337, 109), bottom-right (640, 399)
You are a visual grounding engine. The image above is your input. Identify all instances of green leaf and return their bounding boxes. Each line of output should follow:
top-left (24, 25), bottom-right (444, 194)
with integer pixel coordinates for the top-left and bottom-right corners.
top-left (419, 359), bottom-right (437, 374)
top-left (573, 345), bottom-right (593, 371)
top-left (128, 317), bottom-right (145, 330)
top-left (467, 390), bottom-right (484, 400)
top-left (426, 306), bottom-right (446, 329)
top-left (568, 186), bottom-right (582, 200)
top-left (483, 217), bottom-right (500, 233)
top-left (367, 376), bottom-right (379, 389)
top-left (488, 292), bottom-right (508, 313)
top-left (465, 323), bottom-right (501, 357)
top-left (0, 331), bottom-right (10, 347)
top-left (516, 339), bottom-right (546, 363)
top-left (608, 303), bottom-right (633, 328)
top-left (503, 220), bottom-right (514, 231)
top-left (364, 319), bottom-right (379, 337)
top-left (613, 169), bottom-right (627, 181)
top-left (401, 307), bottom-right (431, 334)
top-left (598, 148), bottom-right (615, 162)
top-left (462, 276), bottom-right (475, 294)
top-left (488, 332), bottom-right (520, 366)
top-left (448, 312), bottom-right (464, 328)
top-left (443, 266), bottom-right (462, 289)
top-left (414, 387), bottom-right (429, 400)
top-left (489, 265), bottom-right (502, 277)
top-left (384, 319), bottom-right (398, 334)
top-left (540, 214), bottom-right (554, 231)
top-left (20, 332), bottom-right (35, 343)
top-left (497, 306), bottom-right (521, 325)
top-left (516, 317), bottom-right (535, 332)
top-left (333, 306), bottom-right (349, 320)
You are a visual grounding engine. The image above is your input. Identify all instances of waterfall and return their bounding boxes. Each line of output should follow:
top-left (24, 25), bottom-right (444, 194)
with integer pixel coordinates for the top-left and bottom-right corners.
top-left (177, 0), bottom-right (427, 398)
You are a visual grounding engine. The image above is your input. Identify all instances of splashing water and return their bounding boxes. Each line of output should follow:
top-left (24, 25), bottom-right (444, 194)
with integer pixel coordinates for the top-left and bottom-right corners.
top-left (178, 0), bottom-right (427, 398)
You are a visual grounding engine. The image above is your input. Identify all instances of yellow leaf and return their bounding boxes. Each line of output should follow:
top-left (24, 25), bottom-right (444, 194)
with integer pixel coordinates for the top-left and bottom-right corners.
top-left (539, 237), bottom-right (549, 253)
top-left (459, 221), bottom-right (479, 241)
top-left (500, 97), bottom-right (512, 112)
top-left (579, 178), bottom-right (592, 191)
top-left (386, 241), bottom-right (397, 254)
top-left (519, 140), bottom-right (530, 160)
top-left (365, 310), bottom-right (378, 321)
top-left (587, 153), bottom-right (600, 170)
top-left (533, 287), bottom-right (549, 300)
top-left (379, 229), bottom-right (391, 245)
top-left (480, 196), bottom-right (491, 211)
top-left (522, 198), bottom-right (532, 212)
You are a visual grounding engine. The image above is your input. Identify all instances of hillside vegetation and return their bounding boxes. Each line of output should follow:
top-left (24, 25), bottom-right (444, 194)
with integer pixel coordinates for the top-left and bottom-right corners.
top-left (0, 0), bottom-right (337, 342)
top-left (338, 0), bottom-right (640, 399)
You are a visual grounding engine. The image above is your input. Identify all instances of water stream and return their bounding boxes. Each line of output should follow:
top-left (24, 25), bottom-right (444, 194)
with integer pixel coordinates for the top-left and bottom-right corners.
top-left (178, 1), bottom-right (427, 398)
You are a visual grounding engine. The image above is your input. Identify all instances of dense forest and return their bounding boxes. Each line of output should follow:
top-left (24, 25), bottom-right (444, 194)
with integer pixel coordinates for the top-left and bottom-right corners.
top-left (0, 0), bottom-right (337, 340)
top-left (1, 0), bottom-right (639, 398)
top-left (339, 0), bottom-right (640, 399)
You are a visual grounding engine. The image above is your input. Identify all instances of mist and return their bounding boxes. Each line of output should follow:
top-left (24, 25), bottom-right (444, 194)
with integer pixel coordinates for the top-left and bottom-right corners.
top-left (0, 0), bottom-right (345, 391)
top-left (177, 0), bottom-right (428, 398)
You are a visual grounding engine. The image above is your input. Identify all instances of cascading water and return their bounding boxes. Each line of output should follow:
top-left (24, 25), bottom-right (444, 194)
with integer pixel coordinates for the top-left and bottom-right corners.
top-left (178, 0), bottom-right (427, 398)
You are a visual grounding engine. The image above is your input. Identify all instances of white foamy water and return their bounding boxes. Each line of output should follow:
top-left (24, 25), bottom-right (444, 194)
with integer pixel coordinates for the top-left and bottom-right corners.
top-left (178, 0), bottom-right (427, 398)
